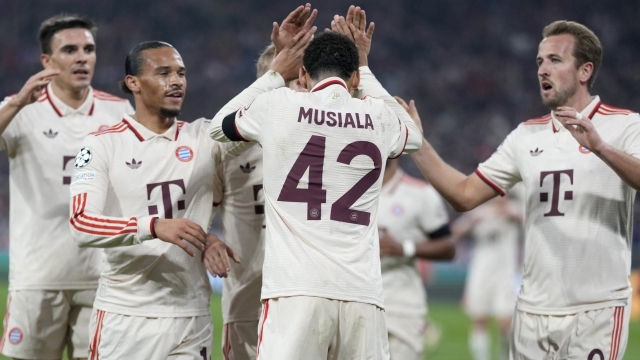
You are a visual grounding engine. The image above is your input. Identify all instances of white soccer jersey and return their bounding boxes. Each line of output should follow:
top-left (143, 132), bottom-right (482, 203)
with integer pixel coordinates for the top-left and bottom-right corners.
top-left (210, 67), bottom-right (422, 308)
top-left (0, 84), bottom-right (133, 290)
top-left (213, 144), bottom-right (265, 324)
top-left (69, 114), bottom-right (249, 317)
top-left (476, 96), bottom-right (640, 315)
top-left (378, 170), bottom-right (449, 317)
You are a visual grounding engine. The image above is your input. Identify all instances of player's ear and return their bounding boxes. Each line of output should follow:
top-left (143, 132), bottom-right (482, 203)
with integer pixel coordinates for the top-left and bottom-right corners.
top-left (579, 62), bottom-right (593, 86)
top-left (40, 53), bottom-right (51, 69)
top-left (348, 69), bottom-right (360, 92)
top-left (124, 75), bottom-right (141, 94)
top-left (299, 67), bottom-right (311, 90)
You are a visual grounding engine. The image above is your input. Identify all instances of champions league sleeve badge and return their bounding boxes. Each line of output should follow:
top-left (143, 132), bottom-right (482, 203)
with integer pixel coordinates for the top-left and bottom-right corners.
top-left (74, 147), bottom-right (93, 169)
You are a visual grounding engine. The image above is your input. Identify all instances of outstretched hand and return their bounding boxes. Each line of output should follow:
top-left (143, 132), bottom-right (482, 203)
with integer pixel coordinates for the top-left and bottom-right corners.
top-left (9, 69), bottom-right (59, 108)
top-left (553, 107), bottom-right (605, 154)
top-left (271, 3), bottom-right (318, 53)
top-left (270, 26), bottom-right (317, 82)
top-left (329, 6), bottom-right (375, 66)
top-left (202, 234), bottom-right (241, 278)
top-left (395, 96), bottom-right (423, 135)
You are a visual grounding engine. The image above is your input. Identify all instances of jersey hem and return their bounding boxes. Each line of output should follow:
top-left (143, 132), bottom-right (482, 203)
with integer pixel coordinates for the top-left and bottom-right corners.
top-left (261, 290), bottom-right (384, 309)
top-left (516, 298), bottom-right (629, 315)
top-left (8, 281), bottom-right (99, 291)
top-left (93, 303), bottom-right (210, 318)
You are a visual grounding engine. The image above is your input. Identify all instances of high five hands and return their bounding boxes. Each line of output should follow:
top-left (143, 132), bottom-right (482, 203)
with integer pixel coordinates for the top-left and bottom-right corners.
top-left (329, 5), bottom-right (375, 66)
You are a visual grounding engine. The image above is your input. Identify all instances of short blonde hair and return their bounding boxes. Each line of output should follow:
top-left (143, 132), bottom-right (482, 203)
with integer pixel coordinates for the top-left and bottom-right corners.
top-left (256, 44), bottom-right (276, 78)
top-left (542, 21), bottom-right (602, 90)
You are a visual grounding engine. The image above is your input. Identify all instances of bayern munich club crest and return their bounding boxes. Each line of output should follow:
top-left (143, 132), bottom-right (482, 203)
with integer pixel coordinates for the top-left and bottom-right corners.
top-left (8, 328), bottom-right (22, 344)
top-left (175, 146), bottom-right (194, 162)
top-left (578, 145), bottom-right (591, 154)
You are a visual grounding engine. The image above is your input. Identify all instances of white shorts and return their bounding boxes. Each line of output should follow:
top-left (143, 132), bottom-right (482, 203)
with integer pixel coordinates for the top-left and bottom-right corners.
top-left (510, 302), bottom-right (630, 360)
top-left (0, 288), bottom-right (95, 359)
top-left (222, 321), bottom-right (259, 360)
top-left (256, 296), bottom-right (389, 360)
top-left (464, 268), bottom-right (516, 319)
top-left (384, 314), bottom-right (424, 360)
top-left (89, 309), bottom-right (213, 360)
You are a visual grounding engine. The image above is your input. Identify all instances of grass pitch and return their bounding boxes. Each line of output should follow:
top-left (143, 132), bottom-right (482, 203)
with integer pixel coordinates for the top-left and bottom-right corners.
top-left (0, 284), bottom-right (636, 359)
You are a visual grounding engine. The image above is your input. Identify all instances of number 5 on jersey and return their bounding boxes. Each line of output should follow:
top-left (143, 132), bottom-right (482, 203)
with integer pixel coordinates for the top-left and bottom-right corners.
top-left (277, 135), bottom-right (382, 226)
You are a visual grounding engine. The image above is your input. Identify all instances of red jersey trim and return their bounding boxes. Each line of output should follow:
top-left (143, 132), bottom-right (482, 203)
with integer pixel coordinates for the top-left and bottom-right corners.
top-left (256, 300), bottom-right (270, 357)
top-left (609, 306), bottom-right (624, 360)
top-left (175, 121), bottom-right (185, 141)
top-left (71, 193), bottom-right (138, 236)
top-left (45, 87), bottom-right (63, 117)
top-left (122, 119), bottom-right (146, 142)
top-left (93, 90), bottom-right (126, 102)
top-left (311, 79), bottom-right (347, 92)
top-left (90, 310), bottom-right (106, 360)
top-left (474, 169), bottom-right (505, 196)
top-left (0, 295), bottom-right (12, 352)
top-left (90, 122), bottom-right (128, 136)
top-left (150, 217), bottom-right (158, 238)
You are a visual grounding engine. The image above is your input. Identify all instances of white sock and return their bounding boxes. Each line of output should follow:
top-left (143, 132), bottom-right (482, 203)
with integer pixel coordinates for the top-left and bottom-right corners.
top-left (470, 328), bottom-right (490, 360)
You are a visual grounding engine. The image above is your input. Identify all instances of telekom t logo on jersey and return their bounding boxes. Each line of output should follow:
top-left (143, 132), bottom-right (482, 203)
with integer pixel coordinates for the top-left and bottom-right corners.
top-left (540, 170), bottom-right (573, 217)
top-left (147, 180), bottom-right (186, 218)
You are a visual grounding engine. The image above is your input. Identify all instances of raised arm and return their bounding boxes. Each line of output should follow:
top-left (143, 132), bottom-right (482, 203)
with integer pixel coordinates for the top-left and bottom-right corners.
top-left (210, 25), bottom-right (316, 142)
top-left (395, 97), bottom-right (499, 211)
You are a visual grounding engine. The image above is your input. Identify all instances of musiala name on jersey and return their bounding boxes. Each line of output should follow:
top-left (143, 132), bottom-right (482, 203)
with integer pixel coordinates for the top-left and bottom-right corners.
top-left (297, 107), bottom-right (375, 130)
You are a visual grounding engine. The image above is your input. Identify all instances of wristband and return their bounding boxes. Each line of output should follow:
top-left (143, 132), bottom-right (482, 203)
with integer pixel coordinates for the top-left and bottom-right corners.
top-left (402, 240), bottom-right (416, 257)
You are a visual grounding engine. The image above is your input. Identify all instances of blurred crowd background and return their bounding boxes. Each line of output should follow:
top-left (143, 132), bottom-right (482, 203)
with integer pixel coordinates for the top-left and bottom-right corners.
top-left (0, 0), bottom-right (639, 270)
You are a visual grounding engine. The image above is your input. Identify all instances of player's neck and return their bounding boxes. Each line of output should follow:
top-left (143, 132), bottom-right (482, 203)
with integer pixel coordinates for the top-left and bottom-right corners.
top-left (555, 87), bottom-right (592, 113)
top-left (50, 81), bottom-right (90, 110)
top-left (131, 106), bottom-right (175, 134)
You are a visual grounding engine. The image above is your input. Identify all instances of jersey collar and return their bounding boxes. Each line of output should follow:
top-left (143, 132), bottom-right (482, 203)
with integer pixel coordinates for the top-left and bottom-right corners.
top-left (551, 95), bottom-right (601, 133)
top-left (311, 77), bottom-right (348, 92)
top-left (45, 83), bottom-right (95, 117)
top-left (121, 114), bottom-right (183, 142)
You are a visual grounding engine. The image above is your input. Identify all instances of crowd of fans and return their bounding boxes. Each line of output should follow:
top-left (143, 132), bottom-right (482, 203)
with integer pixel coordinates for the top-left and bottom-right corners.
top-left (0, 0), bottom-right (639, 264)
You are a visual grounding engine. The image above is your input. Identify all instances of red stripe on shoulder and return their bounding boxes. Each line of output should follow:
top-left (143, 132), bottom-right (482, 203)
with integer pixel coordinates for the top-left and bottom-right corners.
top-left (524, 114), bottom-right (551, 125)
top-left (89, 122), bottom-right (127, 136)
top-left (93, 90), bottom-right (126, 102)
top-left (475, 169), bottom-right (505, 196)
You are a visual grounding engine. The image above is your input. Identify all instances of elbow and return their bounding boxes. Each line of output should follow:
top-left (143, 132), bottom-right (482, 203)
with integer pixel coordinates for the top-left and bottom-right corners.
top-left (443, 243), bottom-right (456, 260)
top-left (450, 200), bottom-right (476, 213)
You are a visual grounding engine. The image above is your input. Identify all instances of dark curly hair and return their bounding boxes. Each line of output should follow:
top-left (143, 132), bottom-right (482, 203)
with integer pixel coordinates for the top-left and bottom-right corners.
top-left (302, 32), bottom-right (359, 81)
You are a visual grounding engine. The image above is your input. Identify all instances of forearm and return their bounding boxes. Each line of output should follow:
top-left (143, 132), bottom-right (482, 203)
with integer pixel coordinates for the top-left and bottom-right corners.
top-left (412, 139), bottom-right (492, 211)
top-left (70, 205), bottom-right (156, 248)
top-left (358, 66), bottom-right (421, 153)
top-left (415, 238), bottom-right (456, 260)
top-left (595, 143), bottom-right (640, 191)
top-left (209, 71), bottom-right (285, 142)
top-left (0, 100), bottom-right (21, 136)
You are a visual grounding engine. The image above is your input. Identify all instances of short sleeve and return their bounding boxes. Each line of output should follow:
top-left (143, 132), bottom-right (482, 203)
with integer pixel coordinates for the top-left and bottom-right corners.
top-left (476, 127), bottom-right (522, 195)
top-left (621, 114), bottom-right (640, 159)
top-left (0, 97), bottom-right (24, 156)
top-left (384, 105), bottom-right (409, 159)
top-left (233, 93), bottom-right (271, 143)
top-left (418, 186), bottom-right (450, 235)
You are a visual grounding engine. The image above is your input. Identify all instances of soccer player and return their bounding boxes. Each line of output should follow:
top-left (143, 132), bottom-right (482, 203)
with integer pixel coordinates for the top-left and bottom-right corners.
top-left (0, 14), bottom-right (132, 360)
top-left (409, 21), bottom-right (639, 359)
top-left (378, 156), bottom-right (455, 360)
top-left (68, 41), bottom-right (256, 359)
top-left (215, 44), bottom-right (273, 360)
top-left (453, 194), bottom-right (522, 360)
top-left (210, 12), bottom-right (422, 360)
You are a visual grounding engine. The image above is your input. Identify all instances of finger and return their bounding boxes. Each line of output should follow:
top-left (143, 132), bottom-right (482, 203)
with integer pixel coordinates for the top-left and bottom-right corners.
top-left (271, 22), bottom-right (279, 42)
top-left (366, 22), bottom-right (375, 38)
top-left (293, 27), bottom-right (316, 50)
top-left (336, 16), bottom-right (351, 36)
top-left (32, 68), bottom-right (61, 81)
top-left (409, 99), bottom-right (417, 113)
top-left (211, 249), bottom-right (230, 276)
top-left (185, 221), bottom-right (208, 241)
top-left (358, 9), bottom-right (367, 32)
top-left (174, 238), bottom-right (196, 257)
top-left (394, 96), bottom-right (409, 109)
top-left (296, 5), bottom-right (311, 26)
top-left (324, 28), bottom-right (332, 33)
top-left (227, 247), bottom-right (242, 263)
top-left (346, 5), bottom-right (355, 25)
top-left (282, 5), bottom-right (305, 25)
top-left (353, 7), bottom-right (362, 30)
top-left (180, 232), bottom-right (206, 251)
top-left (303, 9), bottom-right (318, 31)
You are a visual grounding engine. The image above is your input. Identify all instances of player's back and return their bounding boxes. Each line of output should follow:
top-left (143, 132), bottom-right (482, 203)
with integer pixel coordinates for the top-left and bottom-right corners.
top-left (255, 77), bottom-right (409, 307)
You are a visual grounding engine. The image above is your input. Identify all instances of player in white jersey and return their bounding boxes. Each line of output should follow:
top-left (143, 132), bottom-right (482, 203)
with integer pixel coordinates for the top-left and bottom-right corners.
top-left (378, 157), bottom-right (455, 360)
top-left (407, 21), bottom-right (640, 359)
top-left (453, 195), bottom-right (522, 360)
top-left (215, 43), bottom-right (274, 360)
top-left (68, 41), bottom-right (253, 359)
top-left (210, 8), bottom-right (422, 358)
top-left (0, 14), bottom-right (133, 360)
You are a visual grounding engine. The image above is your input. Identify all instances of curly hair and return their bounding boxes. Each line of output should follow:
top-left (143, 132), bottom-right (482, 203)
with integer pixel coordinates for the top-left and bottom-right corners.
top-left (302, 32), bottom-right (359, 81)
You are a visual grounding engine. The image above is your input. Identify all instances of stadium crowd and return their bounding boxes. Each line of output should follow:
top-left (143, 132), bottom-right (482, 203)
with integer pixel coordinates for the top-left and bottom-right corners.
top-left (0, 0), bottom-right (639, 266)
